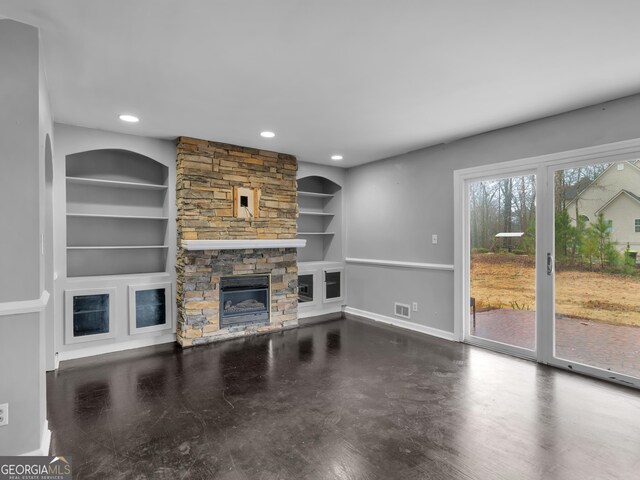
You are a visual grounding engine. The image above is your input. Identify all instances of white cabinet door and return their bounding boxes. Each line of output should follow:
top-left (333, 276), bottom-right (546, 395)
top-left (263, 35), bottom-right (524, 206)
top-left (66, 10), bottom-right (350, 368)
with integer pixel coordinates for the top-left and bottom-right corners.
top-left (298, 270), bottom-right (321, 309)
top-left (323, 267), bottom-right (343, 303)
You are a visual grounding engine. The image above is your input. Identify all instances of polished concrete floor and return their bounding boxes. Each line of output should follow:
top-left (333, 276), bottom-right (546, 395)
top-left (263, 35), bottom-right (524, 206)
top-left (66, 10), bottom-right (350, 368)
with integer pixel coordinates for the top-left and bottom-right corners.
top-left (48, 316), bottom-right (640, 479)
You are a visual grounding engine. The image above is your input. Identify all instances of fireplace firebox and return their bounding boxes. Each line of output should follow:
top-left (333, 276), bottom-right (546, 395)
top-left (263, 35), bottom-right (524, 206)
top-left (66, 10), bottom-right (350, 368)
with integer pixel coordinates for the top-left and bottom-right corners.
top-left (220, 275), bottom-right (270, 328)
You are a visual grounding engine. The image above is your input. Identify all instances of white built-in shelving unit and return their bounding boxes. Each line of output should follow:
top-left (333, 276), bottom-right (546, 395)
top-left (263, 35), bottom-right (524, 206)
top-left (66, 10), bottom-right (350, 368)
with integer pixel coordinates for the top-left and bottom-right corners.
top-left (296, 177), bottom-right (341, 262)
top-left (60, 146), bottom-right (175, 355)
top-left (65, 149), bottom-right (170, 278)
top-left (296, 175), bottom-right (344, 317)
top-left (51, 125), bottom-right (177, 365)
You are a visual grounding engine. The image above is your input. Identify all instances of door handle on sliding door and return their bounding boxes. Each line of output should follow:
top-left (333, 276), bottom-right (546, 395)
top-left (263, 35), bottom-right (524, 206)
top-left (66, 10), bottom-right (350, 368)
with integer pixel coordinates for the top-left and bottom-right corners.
top-left (547, 253), bottom-right (554, 276)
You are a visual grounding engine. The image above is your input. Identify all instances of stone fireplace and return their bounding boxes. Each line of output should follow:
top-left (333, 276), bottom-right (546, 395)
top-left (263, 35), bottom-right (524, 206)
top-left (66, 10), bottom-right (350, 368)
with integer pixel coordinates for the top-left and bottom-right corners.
top-left (175, 137), bottom-right (303, 347)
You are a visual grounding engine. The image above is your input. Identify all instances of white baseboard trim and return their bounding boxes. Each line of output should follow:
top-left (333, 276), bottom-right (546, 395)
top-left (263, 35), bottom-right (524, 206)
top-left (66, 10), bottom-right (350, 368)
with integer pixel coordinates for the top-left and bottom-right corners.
top-left (20, 421), bottom-right (51, 456)
top-left (57, 333), bottom-right (176, 363)
top-left (298, 304), bottom-right (343, 319)
top-left (343, 307), bottom-right (456, 342)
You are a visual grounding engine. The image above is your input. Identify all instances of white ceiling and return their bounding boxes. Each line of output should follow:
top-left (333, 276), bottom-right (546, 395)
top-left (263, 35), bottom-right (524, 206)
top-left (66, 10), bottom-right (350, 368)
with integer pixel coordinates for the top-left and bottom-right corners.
top-left (2, 1), bottom-right (640, 167)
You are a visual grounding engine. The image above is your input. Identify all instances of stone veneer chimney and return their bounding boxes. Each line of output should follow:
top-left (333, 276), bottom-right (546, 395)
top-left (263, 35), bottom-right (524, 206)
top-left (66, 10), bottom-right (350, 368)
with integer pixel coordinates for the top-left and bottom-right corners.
top-left (175, 137), bottom-right (299, 347)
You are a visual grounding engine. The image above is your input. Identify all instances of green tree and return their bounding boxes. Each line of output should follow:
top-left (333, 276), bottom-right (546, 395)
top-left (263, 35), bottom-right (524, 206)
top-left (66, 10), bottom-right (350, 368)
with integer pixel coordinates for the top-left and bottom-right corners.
top-left (520, 218), bottom-right (536, 255)
top-left (554, 210), bottom-right (573, 260)
top-left (580, 227), bottom-right (599, 269)
top-left (605, 243), bottom-right (622, 269)
top-left (571, 214), bottom-right (587, 261)
top-left (589, 213), bottom-right (614, 269)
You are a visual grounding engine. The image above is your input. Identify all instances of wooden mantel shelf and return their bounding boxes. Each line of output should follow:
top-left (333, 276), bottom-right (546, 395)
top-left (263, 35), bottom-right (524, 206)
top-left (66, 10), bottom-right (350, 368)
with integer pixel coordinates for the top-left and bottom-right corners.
top-left (181, 239), bottom-right (307, 251)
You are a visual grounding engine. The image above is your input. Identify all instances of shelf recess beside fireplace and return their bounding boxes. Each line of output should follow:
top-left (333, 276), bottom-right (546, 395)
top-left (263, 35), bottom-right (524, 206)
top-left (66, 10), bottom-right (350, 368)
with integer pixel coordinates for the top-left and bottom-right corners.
top-left (220, 275), bottom-right (271, 328)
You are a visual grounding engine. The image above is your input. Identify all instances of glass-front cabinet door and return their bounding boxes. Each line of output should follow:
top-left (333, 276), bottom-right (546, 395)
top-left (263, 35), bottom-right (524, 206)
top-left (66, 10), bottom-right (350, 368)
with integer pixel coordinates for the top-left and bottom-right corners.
top-left (298, 270), bottom-right (321, 310)
top-left (323, 267), bottom-right (344, 303)
top-left (64, 287), bottom-right (117, 344)
top-left (129, 283), bottom-right (172, 334)
top-left (298, 274), bottom-right (315, 304)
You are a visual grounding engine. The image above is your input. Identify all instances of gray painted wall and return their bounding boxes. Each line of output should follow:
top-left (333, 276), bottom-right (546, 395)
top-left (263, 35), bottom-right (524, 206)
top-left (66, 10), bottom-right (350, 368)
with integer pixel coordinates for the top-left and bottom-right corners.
top-left (0, 313), bottom-right (42, 455)
top-left (0, 19), bottom-right (49, 455)
top-left (345, 93), bottom-right (640, 333)
top-left (0, 19), bottom-right (40, 303)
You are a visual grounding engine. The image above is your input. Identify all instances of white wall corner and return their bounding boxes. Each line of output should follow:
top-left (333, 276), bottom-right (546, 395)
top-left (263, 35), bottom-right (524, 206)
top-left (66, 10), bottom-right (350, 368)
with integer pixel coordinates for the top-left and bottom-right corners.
top-left (20, 421), bottom-right (51, 456)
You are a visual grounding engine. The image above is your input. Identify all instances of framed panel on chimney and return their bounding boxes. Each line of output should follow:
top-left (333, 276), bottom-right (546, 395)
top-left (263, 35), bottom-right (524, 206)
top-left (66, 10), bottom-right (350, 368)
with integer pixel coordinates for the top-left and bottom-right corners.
top-left (233, 186), bottom-right (260, 219)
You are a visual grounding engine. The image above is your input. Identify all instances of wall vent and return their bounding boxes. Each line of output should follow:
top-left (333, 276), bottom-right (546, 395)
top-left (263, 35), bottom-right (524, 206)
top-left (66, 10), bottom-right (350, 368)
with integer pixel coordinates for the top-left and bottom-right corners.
top-left (394, 302), bottom-right (411, 319)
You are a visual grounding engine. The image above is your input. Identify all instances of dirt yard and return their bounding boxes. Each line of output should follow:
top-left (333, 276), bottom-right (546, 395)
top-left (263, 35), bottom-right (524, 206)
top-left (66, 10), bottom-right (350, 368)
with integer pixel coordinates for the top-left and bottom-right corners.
top-left (470, 254), bottom-right (640, 327)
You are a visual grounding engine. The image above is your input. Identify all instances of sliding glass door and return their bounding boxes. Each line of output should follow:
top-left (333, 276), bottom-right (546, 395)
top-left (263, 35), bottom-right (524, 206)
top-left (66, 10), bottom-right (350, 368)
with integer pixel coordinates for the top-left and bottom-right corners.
top-left (548, 160), bottom-right (640, 384)
top-left (460, 148), bottom-right (640, 388)
top-left (466, 172), bottom-right (537, 358)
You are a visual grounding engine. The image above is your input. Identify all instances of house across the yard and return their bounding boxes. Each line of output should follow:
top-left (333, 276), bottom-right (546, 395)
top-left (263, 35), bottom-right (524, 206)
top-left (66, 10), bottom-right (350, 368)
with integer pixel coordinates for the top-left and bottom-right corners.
top-left (567, 161), bottom-right (640, 252)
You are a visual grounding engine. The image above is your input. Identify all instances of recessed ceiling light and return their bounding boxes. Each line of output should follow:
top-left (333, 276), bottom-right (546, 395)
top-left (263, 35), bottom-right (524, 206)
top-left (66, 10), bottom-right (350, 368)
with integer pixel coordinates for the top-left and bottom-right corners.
top-left (260, 131), bottom-right (275, 138)
top-left (119, 114), bottom-right (139, 123)
top-left (331, 155), bottom-right (343, 161)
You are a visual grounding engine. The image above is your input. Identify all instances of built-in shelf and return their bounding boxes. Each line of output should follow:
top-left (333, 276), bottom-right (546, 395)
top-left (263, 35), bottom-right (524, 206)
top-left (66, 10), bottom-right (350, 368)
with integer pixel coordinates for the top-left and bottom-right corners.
top-left (66, 176), bottom-right (168, 190)
top-left (298, 191), bottom-right (334, 199)
top-left (67, 245), bottom-right (169, 250)
top-left (66, 148), bottom-right (170, 279)
top-left (299, 211), bottom-right (335, 216)
top-left (297, 176), bottom-right (341, 263)
top-left (66, 272), bottom-right (170, 283)
top-left (67, 213), bottom-right (169, 220)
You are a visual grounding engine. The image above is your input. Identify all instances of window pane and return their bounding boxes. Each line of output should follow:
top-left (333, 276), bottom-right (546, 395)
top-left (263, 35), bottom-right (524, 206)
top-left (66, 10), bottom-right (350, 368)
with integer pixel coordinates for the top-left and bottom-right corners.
top-left (469, 174), bottom-right (536, 350)
top-left (554, 160), bottom-right (640, 379)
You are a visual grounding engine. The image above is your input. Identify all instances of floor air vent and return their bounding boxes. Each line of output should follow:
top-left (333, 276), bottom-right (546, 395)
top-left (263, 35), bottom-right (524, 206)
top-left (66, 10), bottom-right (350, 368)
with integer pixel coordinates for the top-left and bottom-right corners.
top-left (394, 302), bottom-right (411, 319)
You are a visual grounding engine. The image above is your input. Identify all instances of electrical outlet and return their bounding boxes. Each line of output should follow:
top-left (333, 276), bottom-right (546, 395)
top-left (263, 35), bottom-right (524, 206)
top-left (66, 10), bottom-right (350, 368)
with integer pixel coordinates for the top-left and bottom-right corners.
top-left (412, 302), bottom-right (418, 312)
top-left (0, 403), bottom-right (8, 427)
top-left (432, 234), bottom-right (438, 244)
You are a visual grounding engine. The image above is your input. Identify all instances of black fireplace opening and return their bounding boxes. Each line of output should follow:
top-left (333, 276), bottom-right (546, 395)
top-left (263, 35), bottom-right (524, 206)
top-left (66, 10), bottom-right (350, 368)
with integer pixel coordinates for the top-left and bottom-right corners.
top-left (220, 275), bottom-right (270, 328)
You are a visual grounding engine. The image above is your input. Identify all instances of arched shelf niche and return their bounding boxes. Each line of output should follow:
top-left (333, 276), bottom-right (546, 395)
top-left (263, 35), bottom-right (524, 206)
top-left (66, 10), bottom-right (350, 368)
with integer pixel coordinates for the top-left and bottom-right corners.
top-left (297, 175), bottom-right (342, 263)
top-left (65, 149), bottom-right (170, 277)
